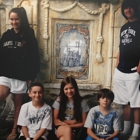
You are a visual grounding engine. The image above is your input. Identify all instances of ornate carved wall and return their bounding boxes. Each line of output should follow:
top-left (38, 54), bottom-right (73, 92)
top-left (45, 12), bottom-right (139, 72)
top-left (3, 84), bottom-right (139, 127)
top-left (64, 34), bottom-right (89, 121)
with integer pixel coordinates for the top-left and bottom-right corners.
top-left (0, 1), bottom-right (127, 135)
top-left (0, 0), bottom-right (125, 95)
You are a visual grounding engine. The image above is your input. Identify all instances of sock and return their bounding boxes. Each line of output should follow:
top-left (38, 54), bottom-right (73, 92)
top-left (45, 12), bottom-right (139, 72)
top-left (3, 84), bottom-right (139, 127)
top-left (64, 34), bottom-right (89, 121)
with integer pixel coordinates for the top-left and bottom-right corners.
top-left (132, 123), bottom-right (140, 137)
top-left (122, 121), bottom-right (131, 134)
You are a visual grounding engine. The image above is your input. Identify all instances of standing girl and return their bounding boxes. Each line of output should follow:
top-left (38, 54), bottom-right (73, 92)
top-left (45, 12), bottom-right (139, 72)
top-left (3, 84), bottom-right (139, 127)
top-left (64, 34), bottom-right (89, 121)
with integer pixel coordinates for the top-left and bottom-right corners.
top-left (52, 76), bottom-right (89, 140)
top-left (0, 7), bottom-right (40, 140)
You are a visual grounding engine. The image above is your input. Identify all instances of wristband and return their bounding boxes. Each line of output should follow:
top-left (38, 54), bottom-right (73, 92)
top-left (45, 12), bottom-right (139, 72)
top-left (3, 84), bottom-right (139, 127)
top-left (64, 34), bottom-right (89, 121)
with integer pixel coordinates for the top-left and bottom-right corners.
top-left (26, 138), bottom-right (31, 140)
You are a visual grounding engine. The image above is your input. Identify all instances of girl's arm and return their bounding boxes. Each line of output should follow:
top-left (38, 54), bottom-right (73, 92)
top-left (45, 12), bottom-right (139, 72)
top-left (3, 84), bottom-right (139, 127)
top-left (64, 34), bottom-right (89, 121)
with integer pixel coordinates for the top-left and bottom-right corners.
top-left (21, 126), bottom-right (30, 138)
top-left (66, 112), bottom-right (88, 128)
top-left (33, 128), bottom-right (46, 140)
top-left (87, 128), bottom-right (100, 140)
top-left (105, 130), bottom-right (120, 140)
top-left (53, 108), bottom-right (67, 126)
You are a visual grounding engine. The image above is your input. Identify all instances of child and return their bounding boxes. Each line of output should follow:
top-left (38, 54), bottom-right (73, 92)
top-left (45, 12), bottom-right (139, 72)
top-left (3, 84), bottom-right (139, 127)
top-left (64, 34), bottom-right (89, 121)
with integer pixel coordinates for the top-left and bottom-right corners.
top-left (113, 0), bottom-right (140, 140)
top-left (52, 76), bottom-right (89, 140)
top-left (17, 82), bottom-right (52, 140)
top-left (84, 89), bottom-right (121, 140)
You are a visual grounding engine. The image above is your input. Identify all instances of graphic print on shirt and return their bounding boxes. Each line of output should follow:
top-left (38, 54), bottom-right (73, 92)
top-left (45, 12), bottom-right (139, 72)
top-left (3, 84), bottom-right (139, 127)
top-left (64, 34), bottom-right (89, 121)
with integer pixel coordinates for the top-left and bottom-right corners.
top-left (65, 106), bottom-right (74, 120)
top-left (93, 112), bottom-right (115, 136)
top-left (28, 107), bottom-right (51, 129)
top-left (3, 40), bottom-right (22, 48)
top-left (121, 27), bottom-right (136, 45)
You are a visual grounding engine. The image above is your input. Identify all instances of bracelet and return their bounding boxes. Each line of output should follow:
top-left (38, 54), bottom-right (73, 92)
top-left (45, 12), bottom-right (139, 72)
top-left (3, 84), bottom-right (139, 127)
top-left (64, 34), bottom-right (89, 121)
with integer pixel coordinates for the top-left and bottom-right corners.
top-left (26, 138), bottom-right (31, 140)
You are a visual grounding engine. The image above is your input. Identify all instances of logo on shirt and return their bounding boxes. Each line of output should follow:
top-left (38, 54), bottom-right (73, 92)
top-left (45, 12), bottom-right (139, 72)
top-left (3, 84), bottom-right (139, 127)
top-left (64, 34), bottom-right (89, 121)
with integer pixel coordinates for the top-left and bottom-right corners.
top-left (29, 107), bottom-right (51, 124)
top-left (96, 124), bottom-right (109, 135)
top-left (3, 41), bottom-right (22, 48)
top-left (121, 27), bottom-right (136, 45)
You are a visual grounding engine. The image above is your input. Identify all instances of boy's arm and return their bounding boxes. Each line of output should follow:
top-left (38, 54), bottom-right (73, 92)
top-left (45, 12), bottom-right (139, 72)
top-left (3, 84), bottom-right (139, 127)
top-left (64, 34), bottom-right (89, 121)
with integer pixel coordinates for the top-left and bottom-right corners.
top-left (33, 128), bottom-right (46, 140)
top-left (21, 126), bottom-right (30, 139)
top-left (116, 51), bottom-right (120, 67)
top-left (137, 60), bottom-right (140, 74)
top-left (105, 130), bottom-right (120, 140)
top-left (87, 128), bottom-right (100, 140)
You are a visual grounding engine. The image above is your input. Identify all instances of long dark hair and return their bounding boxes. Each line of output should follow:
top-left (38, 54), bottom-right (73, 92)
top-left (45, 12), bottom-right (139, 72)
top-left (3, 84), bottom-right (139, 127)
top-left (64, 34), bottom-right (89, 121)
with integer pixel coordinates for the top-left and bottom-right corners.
top-left (121, 0), bottom-right (140, 19)
top-left (9, 7), bottom-right (34, 42)
top-left (58, 76), bottom-right (82, 121)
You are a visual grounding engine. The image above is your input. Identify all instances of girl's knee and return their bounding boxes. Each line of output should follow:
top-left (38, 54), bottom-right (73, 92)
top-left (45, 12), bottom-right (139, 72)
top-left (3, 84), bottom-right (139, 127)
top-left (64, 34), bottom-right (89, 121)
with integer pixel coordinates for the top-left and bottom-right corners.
top-left (57, 125), bottom-right (72, 137)
top-left (64, 125), bottom-right (73, 133)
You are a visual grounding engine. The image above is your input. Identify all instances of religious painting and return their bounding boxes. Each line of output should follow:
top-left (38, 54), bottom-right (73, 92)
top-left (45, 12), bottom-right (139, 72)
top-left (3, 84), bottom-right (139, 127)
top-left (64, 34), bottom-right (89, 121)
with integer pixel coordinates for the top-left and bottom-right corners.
top-left (56, 24), bottom-right (90, 79)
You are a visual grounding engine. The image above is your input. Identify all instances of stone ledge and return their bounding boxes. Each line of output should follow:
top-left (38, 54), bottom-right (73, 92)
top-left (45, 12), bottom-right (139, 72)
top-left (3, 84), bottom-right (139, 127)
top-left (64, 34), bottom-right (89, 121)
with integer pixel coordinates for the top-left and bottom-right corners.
top-left (43, 83), bottom-right (101, 97)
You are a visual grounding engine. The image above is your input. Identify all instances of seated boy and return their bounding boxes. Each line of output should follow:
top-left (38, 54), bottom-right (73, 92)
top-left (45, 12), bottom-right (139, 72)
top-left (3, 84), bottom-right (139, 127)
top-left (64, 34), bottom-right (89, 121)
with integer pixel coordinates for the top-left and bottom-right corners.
top-left (17, 82), bottom-right (52, 140)
top-left (84, 88), bottom-right (121, 140)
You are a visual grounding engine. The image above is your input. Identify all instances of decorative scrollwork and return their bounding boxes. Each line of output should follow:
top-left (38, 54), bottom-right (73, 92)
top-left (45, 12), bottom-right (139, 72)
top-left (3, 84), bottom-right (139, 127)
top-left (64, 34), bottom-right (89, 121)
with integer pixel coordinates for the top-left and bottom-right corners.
top-left (41, 0), bottom-right (49, 61)
top-left (50, 1), bottom-right (77, 13)
top-left (42, 0), bottom-right (110, 63)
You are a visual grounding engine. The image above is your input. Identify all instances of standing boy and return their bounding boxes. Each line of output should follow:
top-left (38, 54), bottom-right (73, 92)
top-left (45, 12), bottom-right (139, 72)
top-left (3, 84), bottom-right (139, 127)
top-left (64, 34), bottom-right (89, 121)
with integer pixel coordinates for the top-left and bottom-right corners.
top-left (17, 82), bottom-right (52, 140)
top-left (113, 0), bottom-right (140, 140)
top-left (84, 89), bottom-right (121, 140)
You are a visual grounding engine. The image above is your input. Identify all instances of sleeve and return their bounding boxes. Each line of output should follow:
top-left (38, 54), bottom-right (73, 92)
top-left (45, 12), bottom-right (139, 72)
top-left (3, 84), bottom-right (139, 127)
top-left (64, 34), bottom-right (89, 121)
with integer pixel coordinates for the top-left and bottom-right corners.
top-left (81, 99), bottom-right (90, 113)
top-left (119, 27), bottom-right (123, 50)
top-left (28, 36), bottom-right (40, 81)
top-left (41, 106), bottom-right (52, 130)
top-left (84, 107), bottom-right (94, 129)
top-left (52, 100), bottom-right (60, 110)
top-left (0, 34), bottom-right (4, 67)
top-left (113, 111), bottom-right (122, 131)
top-left (17, 104), bottom-right (28, 126)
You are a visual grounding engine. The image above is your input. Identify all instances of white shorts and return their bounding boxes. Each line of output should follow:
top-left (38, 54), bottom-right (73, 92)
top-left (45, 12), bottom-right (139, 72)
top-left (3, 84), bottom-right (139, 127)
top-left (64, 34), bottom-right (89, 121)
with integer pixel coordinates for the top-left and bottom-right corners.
top-left (113, 68), bottom-right (140, 108)
top-left (0, 76), bottom-right (27, 94)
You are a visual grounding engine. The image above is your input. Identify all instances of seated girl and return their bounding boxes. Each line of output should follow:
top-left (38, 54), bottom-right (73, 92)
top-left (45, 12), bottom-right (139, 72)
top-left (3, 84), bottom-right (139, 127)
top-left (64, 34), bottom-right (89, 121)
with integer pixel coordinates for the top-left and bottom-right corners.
top-left (52, 76), bottom-right (89, 140)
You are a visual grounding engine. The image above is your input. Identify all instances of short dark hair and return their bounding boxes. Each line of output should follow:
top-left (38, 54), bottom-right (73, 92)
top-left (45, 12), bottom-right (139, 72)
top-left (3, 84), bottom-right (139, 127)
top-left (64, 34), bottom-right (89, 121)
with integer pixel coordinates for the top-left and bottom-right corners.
top-left (28, 82), bottom-right (44, 92)
top-left (97, 88), bottom-right (114, 103)
top-left (121, 0), bottom-right (140, 19)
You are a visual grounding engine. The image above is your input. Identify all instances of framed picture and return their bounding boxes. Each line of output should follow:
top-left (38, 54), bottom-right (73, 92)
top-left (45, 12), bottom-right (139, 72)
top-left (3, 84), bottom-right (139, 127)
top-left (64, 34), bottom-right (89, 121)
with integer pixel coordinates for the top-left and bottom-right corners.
top-left (56, 24), bottom-right (90, 79)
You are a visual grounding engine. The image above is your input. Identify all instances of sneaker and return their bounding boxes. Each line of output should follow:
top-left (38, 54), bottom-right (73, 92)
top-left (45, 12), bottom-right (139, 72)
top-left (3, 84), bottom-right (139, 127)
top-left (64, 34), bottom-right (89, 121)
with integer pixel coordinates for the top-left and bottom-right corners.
top-left (119, 132), bottom-right (130, 140)
top-left (128, 135), bottom-right (138, 140)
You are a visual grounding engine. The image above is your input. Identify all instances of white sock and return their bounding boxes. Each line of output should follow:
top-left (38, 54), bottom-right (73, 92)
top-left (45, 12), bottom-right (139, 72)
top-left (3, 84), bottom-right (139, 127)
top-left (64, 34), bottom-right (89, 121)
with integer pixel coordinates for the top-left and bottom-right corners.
top-left (122, 121), bottom-right (131, 134)
top-left (132, 123), bottom-right (140, 137)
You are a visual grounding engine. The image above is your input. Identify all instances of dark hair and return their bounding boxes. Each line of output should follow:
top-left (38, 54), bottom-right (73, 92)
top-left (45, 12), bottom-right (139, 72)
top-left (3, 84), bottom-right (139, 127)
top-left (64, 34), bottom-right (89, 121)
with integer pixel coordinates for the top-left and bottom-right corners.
top-left (9, 7), bottom-right (34, 42)
top-left (121, 0), bottom-right (139, 19)
top-left (58, 76), bottom-right (82, 121)
top-left (29, 82), bottom-right (44, 93)
top-left (97, 88), bottom-right (114, 103)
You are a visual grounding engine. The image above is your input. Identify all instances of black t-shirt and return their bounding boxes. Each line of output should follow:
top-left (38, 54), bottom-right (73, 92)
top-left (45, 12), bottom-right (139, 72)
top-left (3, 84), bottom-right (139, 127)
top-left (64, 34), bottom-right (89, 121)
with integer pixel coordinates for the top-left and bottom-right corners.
top-left (117, 19), bottom-right (140, 73)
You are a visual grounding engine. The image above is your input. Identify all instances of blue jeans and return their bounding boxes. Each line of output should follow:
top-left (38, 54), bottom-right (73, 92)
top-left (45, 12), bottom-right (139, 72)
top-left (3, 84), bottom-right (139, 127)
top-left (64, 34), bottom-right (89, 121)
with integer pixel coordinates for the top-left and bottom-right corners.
top-left (86, 135), bottom-right (120, 140)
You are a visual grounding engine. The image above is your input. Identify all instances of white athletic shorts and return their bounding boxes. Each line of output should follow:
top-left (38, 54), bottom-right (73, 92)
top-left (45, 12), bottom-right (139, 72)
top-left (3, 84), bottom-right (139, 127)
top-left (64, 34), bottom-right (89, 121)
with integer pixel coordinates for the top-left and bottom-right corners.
top-left (113, 68), bottom-right (140, 108)
top-left (0, 76), bottom-right (27, 94)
